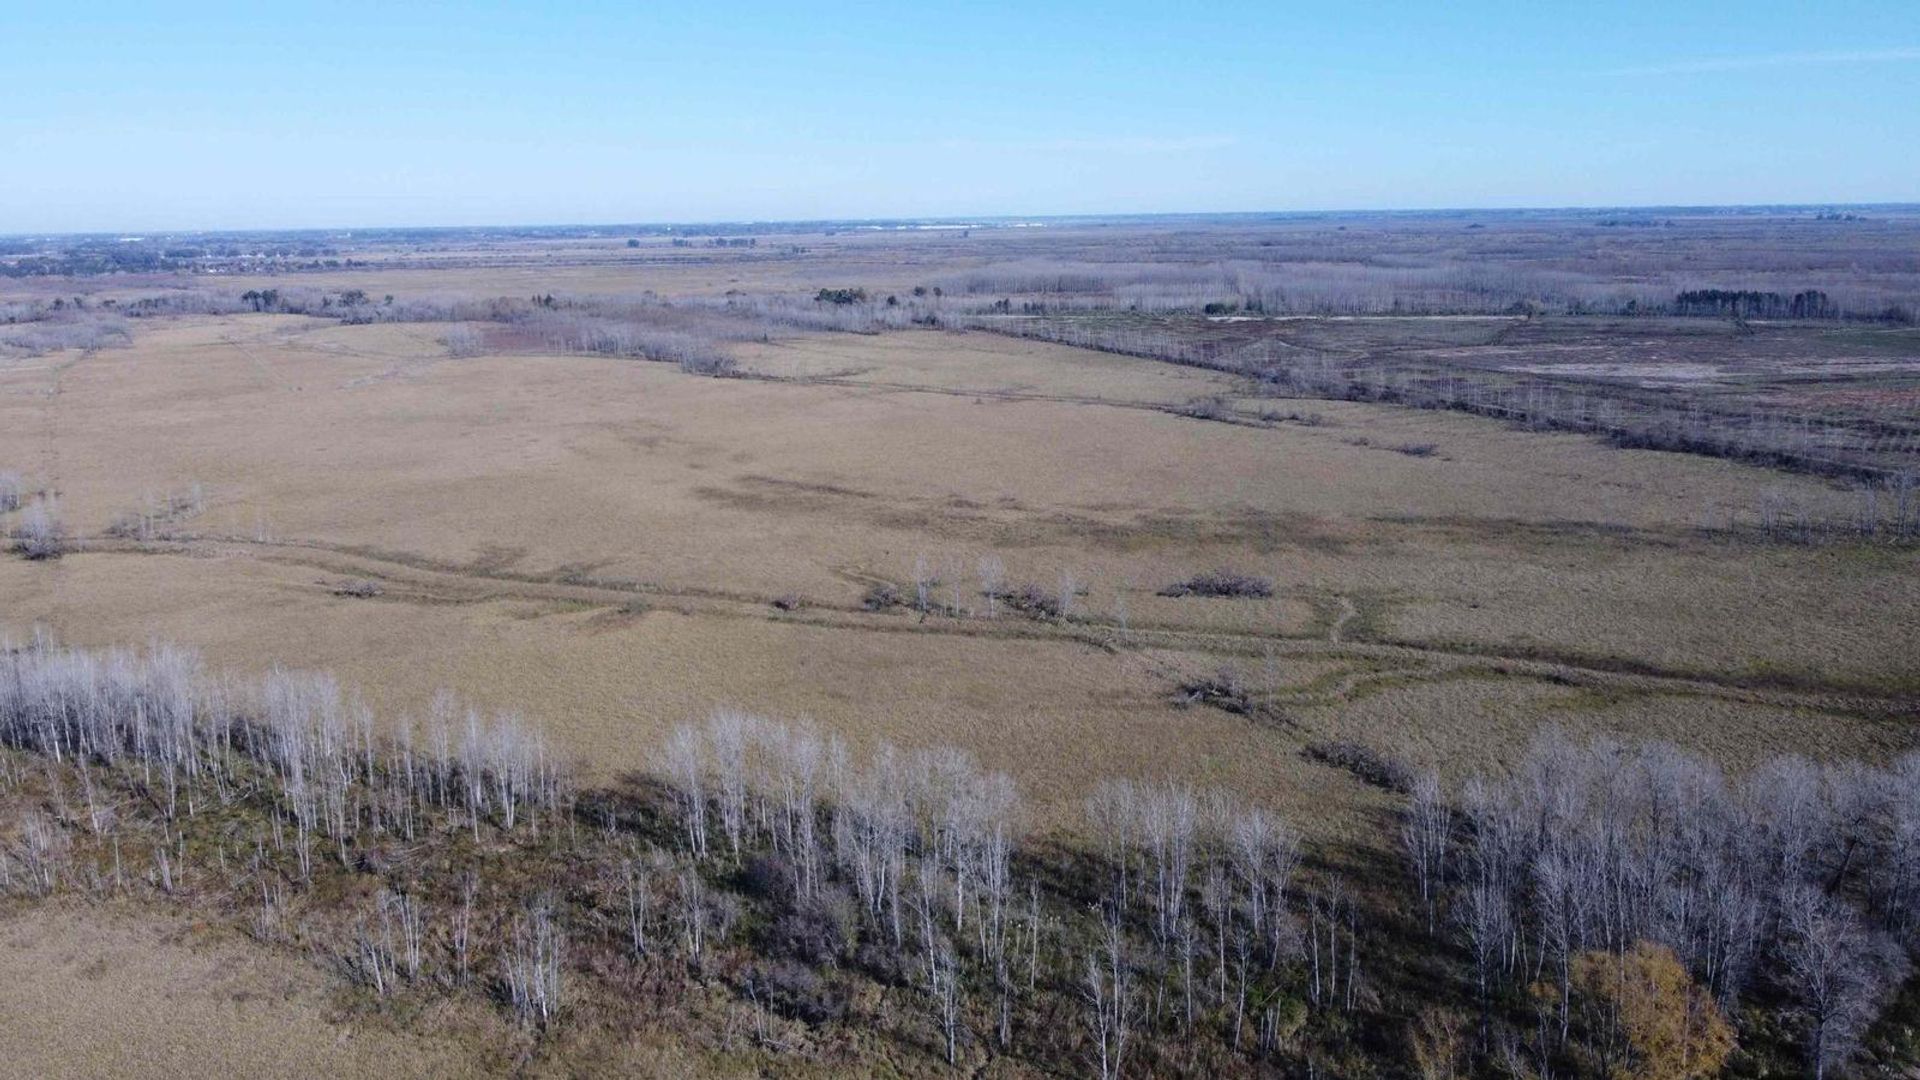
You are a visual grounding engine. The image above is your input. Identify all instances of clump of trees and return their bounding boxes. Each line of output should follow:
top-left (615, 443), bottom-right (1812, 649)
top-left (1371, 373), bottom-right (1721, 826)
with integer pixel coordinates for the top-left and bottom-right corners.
top-left (1159, 571), bottom-right (1273, 599)
top-left (1412, 729), bottom-right (1919, 1079)
top-left (1673, 288), bottom-right (1839, 320)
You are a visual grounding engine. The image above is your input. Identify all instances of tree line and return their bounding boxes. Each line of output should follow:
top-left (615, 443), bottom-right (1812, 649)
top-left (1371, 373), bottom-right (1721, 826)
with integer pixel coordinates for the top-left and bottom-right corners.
top-left (2, 637), bottom-right (1916, 1076)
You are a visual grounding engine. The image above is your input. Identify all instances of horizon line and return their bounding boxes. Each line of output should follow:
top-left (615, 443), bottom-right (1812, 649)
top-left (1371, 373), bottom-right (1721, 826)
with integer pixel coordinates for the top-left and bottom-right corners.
top-left (7, 200), bottom-right (1920, 240)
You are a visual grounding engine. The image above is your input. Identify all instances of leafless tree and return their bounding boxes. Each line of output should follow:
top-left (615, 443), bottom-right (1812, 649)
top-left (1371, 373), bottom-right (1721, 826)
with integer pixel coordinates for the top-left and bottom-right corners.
top-left (1403, 770), bottom-right (1452, 932)
top-left (1782, 885), bottom-right (1900, 1080)
top-left (13, 498), bottom-right (65, 560)
top-left (502, 895), bottom-right (566, 1028)
top-left (1083, 903), bottom-right (1135, 1080)
top-left (977, 555), bottom-right (1005, 619)
top-left (926, 938), bottom-right (965, 1066)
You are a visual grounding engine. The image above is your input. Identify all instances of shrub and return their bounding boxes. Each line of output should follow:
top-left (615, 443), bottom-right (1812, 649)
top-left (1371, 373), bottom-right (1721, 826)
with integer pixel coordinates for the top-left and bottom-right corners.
top-left (332, 579), bottom-right (385, 599)
top-left (745, 958), bottom-right (848, 1024)
top-left (13, 499), bottom-right (65, 560)
top-left (999, 582), bottom-right (1062, 619)
top-left (1176, 395), bottom-right (1233, 421)
top-left (1304, 740), bottom-right (1415, 793)
top-left (1394, 442), bottom-right (1439, 458)
top-left (441, 324), bottom-right (487, 358)
top-left (1159, 571), bottom-right (1273, 599)
top-left (678, 351), bottom-right (738, 377)
top-left (1177, 667), bottom-right (1257, 715)
top-left (771, 889), bottom-right (857, 966)
top-left (814, 287), bottom-right (868, 306)
top-left (861, 582), bottom-right (901, 611)
top-left (0, 470), bottom-right (22, 513)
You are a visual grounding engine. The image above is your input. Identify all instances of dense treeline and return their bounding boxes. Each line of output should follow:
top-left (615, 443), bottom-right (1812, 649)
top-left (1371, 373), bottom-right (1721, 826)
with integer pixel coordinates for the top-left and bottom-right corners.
top-left (2, 637), bottom-right (1917, 1076)
top-left (1672, 289), bottom-right (1842, 320)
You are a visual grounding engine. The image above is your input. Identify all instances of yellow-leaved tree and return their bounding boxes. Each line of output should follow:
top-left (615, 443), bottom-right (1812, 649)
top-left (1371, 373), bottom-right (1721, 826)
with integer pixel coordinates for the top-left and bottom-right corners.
top-left (1566, 941), bottom-right (1735, 1080)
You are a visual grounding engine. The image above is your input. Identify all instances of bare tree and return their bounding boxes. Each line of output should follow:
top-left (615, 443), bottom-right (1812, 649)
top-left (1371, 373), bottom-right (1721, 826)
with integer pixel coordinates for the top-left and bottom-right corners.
top-left (1083, 904), bottom-right (1135, 1080)
top-left (1782, 885), bottom-right (1899, 1080)
top-left (977, 555), bottom-right (1005, 619)
top-left (926, 938), bottom-right (965, 1065)
top-left (13, 498), bottom-right (65, 560)
top-left (502, 895), bottom-right (566, 1028)
top-left (1403, 770), bottom-right (1452, 933)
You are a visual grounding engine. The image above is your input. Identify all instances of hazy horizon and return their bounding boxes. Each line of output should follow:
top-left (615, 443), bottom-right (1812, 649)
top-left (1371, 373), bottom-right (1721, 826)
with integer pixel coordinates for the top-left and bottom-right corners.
top-left (9, 201), bottom-right (1920, 241)
top-left (5, 1), bottom-right (1917, 234)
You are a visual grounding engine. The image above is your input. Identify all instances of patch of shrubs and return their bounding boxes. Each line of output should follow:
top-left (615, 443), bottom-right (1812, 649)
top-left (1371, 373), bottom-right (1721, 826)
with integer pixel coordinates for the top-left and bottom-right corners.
top-left (771, 890), bottom-right (858, 967)
top-left (743, 959), bottom-right (849, 1024)
top-left (814, 287), bottom-right (868, 305)
top-left (998, 582), bottom-right (1063, 619)
top-left (1175, 395), bottom-right (1233, 421)
top-left (1159, 571), bottom-right (1273, 599)
top-left (1177, 667), bottom-right (1257, 716)
top-left (1304, 739), bottom-right (1415, 794)
top-left (11, 502), bottom-right (65, 561)
top-left (861, 582), bottom-right (902, 611)
top-left (332, 579), bottom-right (385, 599)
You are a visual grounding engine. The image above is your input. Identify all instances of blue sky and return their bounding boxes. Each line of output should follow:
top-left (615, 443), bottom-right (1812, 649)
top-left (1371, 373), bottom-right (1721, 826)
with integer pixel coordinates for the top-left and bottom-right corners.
top-left (3, 1), bottom-right (1916, 231)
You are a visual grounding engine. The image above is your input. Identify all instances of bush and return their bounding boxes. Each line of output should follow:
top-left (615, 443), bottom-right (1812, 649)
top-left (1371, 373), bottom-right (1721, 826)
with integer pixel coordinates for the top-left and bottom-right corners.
top-left (999, 582), bottom-right (1063, 619)
top-left (441, 324), bottom-right (486, 358)
top-left (1177, 667), bottom-right (1256, 715)
top-left (678, 351), bottom-right (738, 377)
top-left (771, 889), bottom-right (857, 966)
top-left (0, 470), bottom-right (22, 513)
top-left (332, 579), bottom-right (385, 599)
top-left (1304, 740), bottom-right (1415, 793)
top-left (1394, 442), bottom-right (1439, 458)
top-left (1176, 395), bottom-right (1233, 421)
top-left (744, 959), bottom-right (847, 1024)
top-left (861, 582), bottom-right (901, 611)
top-left (13, 499), bottom-right (65, 560)
top-left (1159, 571), bottom-right (1273, 599)
top-left (814, 287), bottom-right (868, 306)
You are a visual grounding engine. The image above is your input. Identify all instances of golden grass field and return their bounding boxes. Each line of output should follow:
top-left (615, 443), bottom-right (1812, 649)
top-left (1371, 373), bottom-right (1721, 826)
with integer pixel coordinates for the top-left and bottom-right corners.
top-left (3, 311), bottom-right (1914, 844)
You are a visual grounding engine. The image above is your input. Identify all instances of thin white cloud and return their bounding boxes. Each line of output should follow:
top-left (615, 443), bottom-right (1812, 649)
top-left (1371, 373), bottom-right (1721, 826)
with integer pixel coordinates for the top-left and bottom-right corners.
top-left (1608, 47), bottom-right (1920, 76)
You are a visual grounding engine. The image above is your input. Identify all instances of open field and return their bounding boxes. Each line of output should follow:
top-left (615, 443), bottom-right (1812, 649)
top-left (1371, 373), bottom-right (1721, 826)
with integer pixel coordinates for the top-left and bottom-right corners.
top-left (4, 215), bottom-right (1920, 1077)
top-left (4, 307), bottom-right (1914, 831)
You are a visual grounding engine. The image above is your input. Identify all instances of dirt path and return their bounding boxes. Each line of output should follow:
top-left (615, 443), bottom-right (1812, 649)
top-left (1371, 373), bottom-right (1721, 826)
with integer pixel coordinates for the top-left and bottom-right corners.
top-left (65, 532), bottom-right (1907, 722)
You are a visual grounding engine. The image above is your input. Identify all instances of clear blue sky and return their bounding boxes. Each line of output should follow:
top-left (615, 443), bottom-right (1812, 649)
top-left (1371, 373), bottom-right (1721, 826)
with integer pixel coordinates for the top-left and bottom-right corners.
top-left (3, 0), bottom-right (1916, 232)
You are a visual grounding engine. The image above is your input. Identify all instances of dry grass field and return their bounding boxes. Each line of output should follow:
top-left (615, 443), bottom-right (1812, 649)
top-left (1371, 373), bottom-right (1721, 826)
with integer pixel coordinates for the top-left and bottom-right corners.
top-left (3, 306), bottom-right (1913, 836)
top-left (0, 905), bottom-right (489, 1079)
